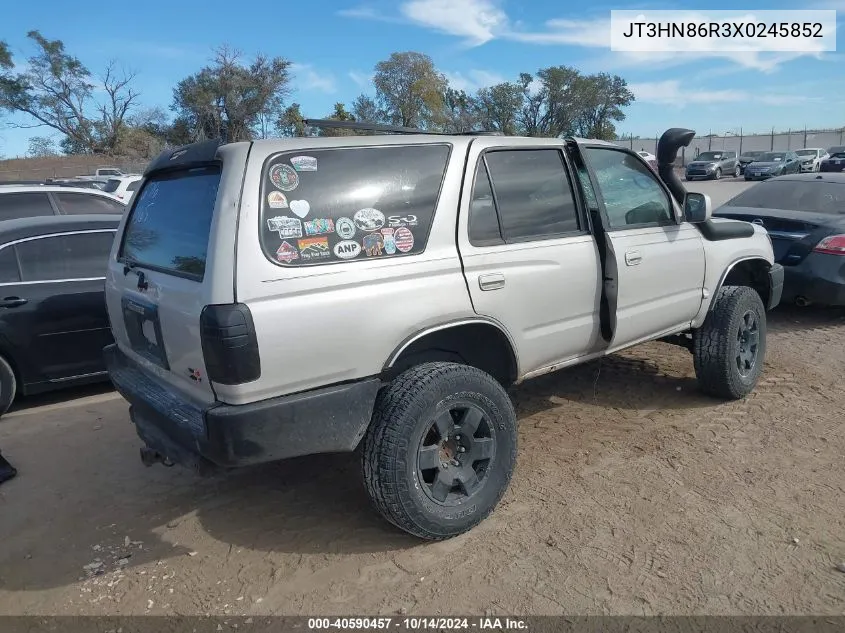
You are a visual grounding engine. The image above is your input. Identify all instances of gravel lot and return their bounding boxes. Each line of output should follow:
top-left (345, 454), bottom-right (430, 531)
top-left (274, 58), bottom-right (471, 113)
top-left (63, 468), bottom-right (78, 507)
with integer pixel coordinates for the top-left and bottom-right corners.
top-left (2, 178), bottom-right (843, 616)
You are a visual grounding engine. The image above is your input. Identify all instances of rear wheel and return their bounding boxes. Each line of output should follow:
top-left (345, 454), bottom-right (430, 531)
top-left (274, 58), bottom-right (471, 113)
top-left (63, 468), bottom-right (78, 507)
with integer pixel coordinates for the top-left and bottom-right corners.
top-left (734, 164), bottom-right (741, 178)
top-left (362, 362), bottom-right (518, 540)
top-left (0, 356), bottom-right (16, 417)
top-left (693, 286), bottom-right (767, 400)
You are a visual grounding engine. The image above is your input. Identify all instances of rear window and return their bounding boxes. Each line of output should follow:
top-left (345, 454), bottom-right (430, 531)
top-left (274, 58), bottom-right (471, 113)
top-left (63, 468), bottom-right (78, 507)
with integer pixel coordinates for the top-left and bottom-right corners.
top-left (724, 180), bottom-right (845, 214)
top-left (103, 179), bottom-right (122, 193)
top-left (119, 166), bottom-right (221, 280)
top-left (259, 144), bottom-right (450, 266)
top-left (127, 180), bottom-right (140, 192)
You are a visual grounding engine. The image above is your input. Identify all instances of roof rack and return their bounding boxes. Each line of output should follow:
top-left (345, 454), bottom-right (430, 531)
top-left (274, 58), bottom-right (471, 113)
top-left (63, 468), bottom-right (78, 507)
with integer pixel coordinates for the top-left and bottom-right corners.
top-left (303, 119), bottom-right (503, 136)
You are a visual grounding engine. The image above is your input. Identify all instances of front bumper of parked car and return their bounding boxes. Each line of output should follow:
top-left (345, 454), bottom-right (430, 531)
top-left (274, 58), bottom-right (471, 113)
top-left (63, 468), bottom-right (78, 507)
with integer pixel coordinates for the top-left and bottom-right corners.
top-left (744, 169), bottom-right (779, 180)
top-left (686, 165), bottom-right (716, 178)
top-left (780, 252), bottom-right (845, 307)
top-left (798, 161), bottom-right (816, 172)
top-left (820, 160), bottom-right (845, 173)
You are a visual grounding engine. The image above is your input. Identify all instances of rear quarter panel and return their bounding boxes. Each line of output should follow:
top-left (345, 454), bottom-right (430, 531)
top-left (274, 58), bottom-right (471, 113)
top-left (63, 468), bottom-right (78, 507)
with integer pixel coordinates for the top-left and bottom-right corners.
top-left (227, 138), bottom-right (476, 406)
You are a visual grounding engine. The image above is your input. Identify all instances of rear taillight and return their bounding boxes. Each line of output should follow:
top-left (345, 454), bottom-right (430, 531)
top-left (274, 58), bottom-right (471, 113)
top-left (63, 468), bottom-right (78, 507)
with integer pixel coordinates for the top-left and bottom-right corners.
top-left (200, 303), bottom-right (261, 385)
top-left (813, 235), bottom-right (845, 256)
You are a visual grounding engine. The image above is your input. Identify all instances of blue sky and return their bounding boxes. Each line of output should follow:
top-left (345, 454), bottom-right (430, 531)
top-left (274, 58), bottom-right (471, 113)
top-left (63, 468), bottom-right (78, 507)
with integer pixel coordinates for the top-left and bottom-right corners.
top-left (1, 0), bottom-right (843, 157)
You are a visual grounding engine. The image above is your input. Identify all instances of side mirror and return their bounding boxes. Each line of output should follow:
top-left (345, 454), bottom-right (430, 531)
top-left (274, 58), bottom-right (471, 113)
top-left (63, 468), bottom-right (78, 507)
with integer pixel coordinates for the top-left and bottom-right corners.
top-left (684, 192), bottom-right (712, 223)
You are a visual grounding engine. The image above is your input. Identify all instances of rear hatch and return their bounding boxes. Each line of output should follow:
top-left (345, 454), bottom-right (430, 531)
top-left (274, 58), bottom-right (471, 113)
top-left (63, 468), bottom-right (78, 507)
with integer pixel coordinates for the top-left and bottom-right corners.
top-left (105, 140), bottom-right (248, 405)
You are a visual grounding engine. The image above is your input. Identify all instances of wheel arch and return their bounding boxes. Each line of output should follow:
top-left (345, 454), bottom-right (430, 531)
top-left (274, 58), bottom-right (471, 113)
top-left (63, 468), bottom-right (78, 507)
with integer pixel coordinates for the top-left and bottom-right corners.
top-left (383, 318), bottom-right (520, 387)
top-left (713, 257), bottom-right (773, 309)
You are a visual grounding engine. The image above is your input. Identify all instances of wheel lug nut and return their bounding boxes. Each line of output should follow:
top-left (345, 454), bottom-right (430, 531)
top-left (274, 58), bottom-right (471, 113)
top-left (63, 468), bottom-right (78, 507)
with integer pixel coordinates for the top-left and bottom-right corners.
top-left (455, 435), bottom-right (461, 440)
top-left (458, 447), bottom-right (466, 453)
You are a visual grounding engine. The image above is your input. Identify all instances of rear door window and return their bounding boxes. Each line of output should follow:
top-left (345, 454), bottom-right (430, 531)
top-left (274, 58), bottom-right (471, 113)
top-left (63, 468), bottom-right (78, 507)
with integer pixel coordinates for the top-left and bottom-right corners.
top-left (0, 247), bottom-right (20, 283)
top-left (119, 166), bottom-right (221, 280)
top-left (53, 192), bottom-right (125, 215)
top-left (17, 231), bottom-right (115, 281)
top-left (260, 144), bottom-right (450, 266)
top-left (0, 192), bottom-right (55, 220)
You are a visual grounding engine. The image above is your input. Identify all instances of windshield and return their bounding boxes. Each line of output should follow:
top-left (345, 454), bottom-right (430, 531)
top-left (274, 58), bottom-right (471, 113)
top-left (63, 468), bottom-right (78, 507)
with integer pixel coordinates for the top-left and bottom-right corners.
top-left (741, 151), bottom-right (764, 158)
top-left (724, 180), bottom-right (845, 214)
top-left (795, 150), bottom-right (817, 157)
top-left (758, 152), bottom-right (786, 162)
top-left (696, 152), bottom-right (723, 161)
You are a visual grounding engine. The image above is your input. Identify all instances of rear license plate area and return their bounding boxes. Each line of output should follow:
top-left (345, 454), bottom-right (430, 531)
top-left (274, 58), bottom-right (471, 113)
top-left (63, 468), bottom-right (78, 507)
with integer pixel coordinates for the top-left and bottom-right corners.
top-left (122, 294), bottom-right (170, 370)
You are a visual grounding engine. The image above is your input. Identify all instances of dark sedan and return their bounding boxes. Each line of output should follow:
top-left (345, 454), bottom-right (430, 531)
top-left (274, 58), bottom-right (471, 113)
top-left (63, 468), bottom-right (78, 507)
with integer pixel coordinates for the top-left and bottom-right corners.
top-left (820, 146), bottom-right (845, 173)
top-left (0, 214), bottom-right (120, 416)
top-left (714, 173), bottom-right (845, 306)
top-left (743, 151), bottom-right (802, 180)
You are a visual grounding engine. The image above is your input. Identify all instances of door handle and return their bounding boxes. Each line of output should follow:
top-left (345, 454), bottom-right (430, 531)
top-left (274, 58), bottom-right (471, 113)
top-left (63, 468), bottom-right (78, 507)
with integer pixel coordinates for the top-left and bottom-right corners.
top-left (625, 250), bottom-right (643, 266)
top-left (0, 296), bottom-right (28, 308)
top-left (478, 273), bottom-right (506, 291)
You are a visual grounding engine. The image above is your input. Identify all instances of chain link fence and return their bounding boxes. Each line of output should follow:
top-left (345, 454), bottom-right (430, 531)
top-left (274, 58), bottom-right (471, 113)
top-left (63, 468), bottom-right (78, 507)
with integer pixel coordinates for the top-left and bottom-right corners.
top-left (0, 156), bottom-right (147, 182)
top-left (617, 127), bottom-right (845, 166)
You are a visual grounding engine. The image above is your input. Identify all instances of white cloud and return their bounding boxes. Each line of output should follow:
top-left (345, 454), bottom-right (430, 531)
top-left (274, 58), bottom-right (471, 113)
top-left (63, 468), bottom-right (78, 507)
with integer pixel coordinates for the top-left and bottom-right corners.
top-left (348, 70), bottom-right (374, 90)
top-left (400, 0), bottom-right (508, 46)
top-left (444, 69), bottom-right (506, 92)
top-left (629, 79), bottom-right (818, 106)
top-left (291, 64), bottom-right (336, 94)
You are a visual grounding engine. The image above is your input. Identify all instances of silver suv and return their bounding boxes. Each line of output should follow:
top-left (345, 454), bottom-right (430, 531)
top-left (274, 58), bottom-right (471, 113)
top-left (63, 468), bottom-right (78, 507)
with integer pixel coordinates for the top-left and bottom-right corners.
top-left (103, 126), bottom-right (783, 540)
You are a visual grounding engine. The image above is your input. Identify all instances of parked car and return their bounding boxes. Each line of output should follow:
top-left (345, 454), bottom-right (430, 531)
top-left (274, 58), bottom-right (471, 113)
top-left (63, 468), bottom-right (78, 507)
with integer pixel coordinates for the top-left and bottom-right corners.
top-left (103, 127), bottom-right (781, 541)
top-left (0, 215), bottom-right (120, 415)
top-left (0, 186), bottom-right (125, 221)
top-left (102, 175), bottom-right (143, 203)
top-left (738, 150), bottom-right (766, 175)
top-left (795, 148), bottom-right (829, 172)
top-left (743, 151), bottom-right (802, 180)
top-left (685, 150), bottom-right (739, 180)
top-left (820, 146), bottom-right (845, 173)
top-left (47, 178), bottom-right (111, 190)
top-left (714, 173), bottom-right (845, 306)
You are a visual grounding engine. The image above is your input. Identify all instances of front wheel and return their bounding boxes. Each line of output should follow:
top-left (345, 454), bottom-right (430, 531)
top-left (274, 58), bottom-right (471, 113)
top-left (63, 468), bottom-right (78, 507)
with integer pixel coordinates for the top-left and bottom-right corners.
top-left (362, 362), bottom-right (518, 540)
top-left (693, 286), bottom-right (767, 400)
top-left (0, 356), bottom-right (16, 417)
top-left (713, 167), bottom-right (722, 180)
top-left (734, 165), bottom-right (741, 178)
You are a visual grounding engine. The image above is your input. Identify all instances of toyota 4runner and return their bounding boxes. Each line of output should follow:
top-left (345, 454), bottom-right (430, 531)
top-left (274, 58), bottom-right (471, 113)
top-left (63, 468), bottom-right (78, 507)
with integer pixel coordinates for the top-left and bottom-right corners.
top-left (103, 126), bottom-right (783, 540)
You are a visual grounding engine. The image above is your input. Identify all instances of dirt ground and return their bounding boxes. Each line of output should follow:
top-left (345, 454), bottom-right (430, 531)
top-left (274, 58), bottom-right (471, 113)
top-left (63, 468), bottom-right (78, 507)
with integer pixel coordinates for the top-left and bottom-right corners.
top-left (0, 304), bottom-right (843, 616)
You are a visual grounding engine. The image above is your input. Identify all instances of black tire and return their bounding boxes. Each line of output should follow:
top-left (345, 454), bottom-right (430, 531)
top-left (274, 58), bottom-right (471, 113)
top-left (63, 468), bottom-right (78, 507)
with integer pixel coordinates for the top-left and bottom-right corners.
top-left (362, 362), bottom-right (517, 540)
top-left (693, 286), bottom-right (767, 400)
top-left (713, 167), bottom-right (722, 180)
top-left (734, 164), bottom-right (741, 178)
top-left (0, 356), bottom-right (16, 417)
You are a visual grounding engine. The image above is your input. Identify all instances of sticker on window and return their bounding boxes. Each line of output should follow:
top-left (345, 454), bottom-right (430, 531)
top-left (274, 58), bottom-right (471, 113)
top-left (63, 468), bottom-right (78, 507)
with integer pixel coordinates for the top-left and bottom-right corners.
top-left (381, 228), bottom-right (397, 255)
top-left (333, 240), bottom-right (362, 260)
top-left (268, 191), bottom-right (289, 208)
top-left (394, 227), bottom-right (414, 253)
top-left (354, 208), bottom-right (385, 232)
top-left (289, 199), bottom-right (310, 218)
top-left (335, 217), bottom-right (356, 240)
top-left (303, 218), bottom-right (334, 236)
top-left (269, 164), bottom-right (299, 192)
top-left (276, 241), bottom-right (299, 263)
top-left (362, 232), bottom-right (385, 257)
top-left (267, 216), bottom-right (303, 239)
top-left (290, 156), bottom-right (318, 172)
top-left (298, 237), bottom-right (330, 261)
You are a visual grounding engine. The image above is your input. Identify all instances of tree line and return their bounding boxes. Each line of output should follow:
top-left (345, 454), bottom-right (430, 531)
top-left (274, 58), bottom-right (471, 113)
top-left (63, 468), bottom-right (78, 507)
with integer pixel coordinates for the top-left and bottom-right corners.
top-left (0, 32), bottom-right (635, 159)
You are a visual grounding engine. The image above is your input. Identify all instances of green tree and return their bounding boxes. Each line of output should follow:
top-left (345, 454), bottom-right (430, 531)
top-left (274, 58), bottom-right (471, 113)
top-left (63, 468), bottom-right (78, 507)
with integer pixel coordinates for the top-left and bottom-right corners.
top-left (475, 82), bottom-right (523, 135)
top-left (172, 46), bottom-right (291, 143)
top-left (373, 52), bottom-right (447, 129)
top-left (574, 73), bottom-right (634, 140)
top-left (277, 102), bottom-right (306, 137)
top-left (318, 102), bottom-right (357, 136)
top-left (351, 94), bottom-right (384, 124)
top-left (26, 136), bottom-right (57, 157)
top-left (0, 31), bottom-right (139, 154)
top-left (440, 88), bottom-right (479, 133)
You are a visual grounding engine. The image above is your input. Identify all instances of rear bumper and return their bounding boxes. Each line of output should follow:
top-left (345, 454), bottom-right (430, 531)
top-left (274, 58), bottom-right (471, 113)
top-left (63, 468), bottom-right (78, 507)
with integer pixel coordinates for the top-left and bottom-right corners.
top-left (104, 344), bottom-right (381, 469)
top-left (779, 253), bottom-right (845, 306)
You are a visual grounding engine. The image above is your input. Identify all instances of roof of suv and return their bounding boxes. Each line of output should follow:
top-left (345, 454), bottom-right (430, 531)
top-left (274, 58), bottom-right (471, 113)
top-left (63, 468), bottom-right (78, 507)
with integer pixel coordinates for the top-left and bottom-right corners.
top-left (0, 214), bottom-right (122, 242)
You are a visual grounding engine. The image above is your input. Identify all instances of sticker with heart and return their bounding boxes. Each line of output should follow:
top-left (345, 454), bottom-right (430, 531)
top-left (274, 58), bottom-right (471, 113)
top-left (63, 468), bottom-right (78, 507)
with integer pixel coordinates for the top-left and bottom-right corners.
top-left (289, 200), bottom-right (310, 219)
